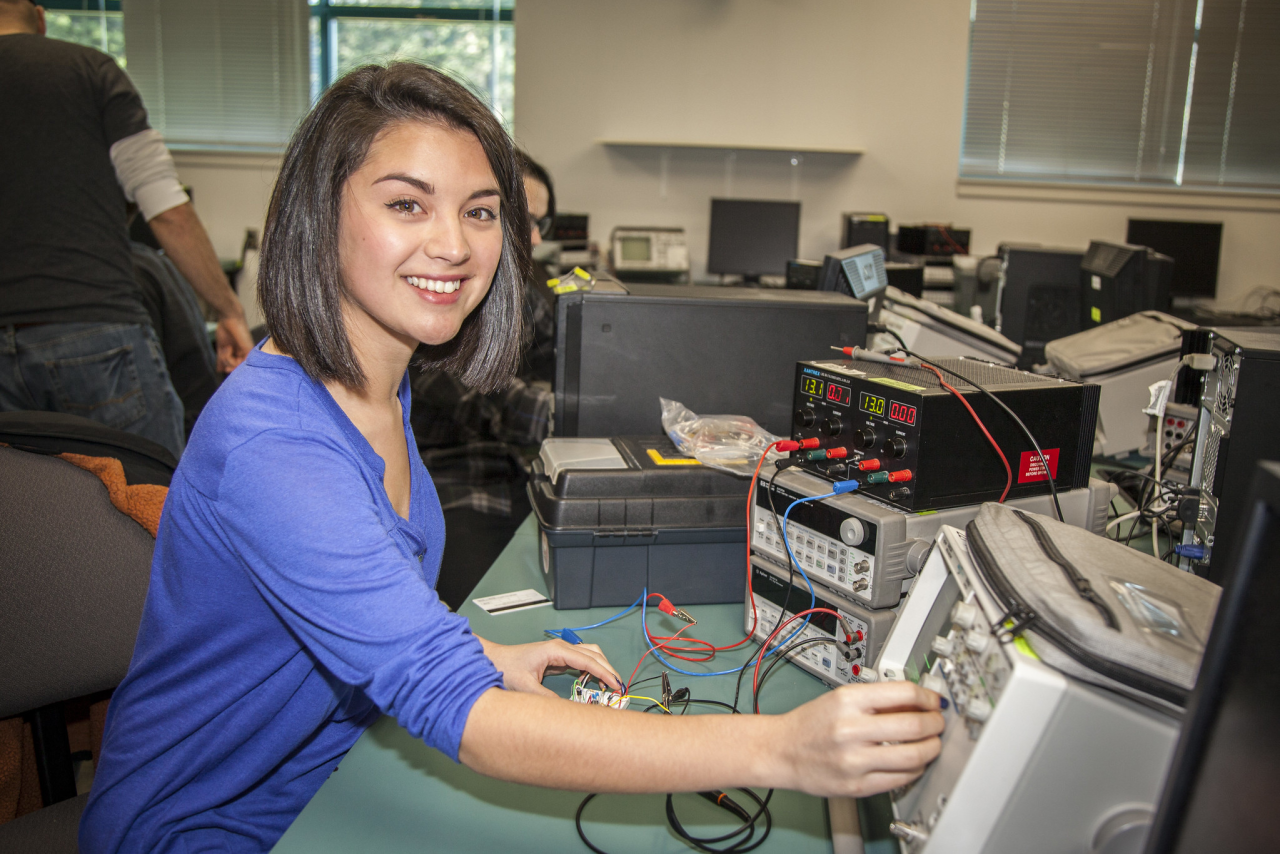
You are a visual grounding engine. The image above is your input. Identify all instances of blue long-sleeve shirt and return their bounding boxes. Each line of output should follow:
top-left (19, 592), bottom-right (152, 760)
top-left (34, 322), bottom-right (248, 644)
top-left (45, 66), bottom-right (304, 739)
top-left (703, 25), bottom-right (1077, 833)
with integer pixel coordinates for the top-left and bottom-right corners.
top-left (80, 344), bottom-right (503, 853)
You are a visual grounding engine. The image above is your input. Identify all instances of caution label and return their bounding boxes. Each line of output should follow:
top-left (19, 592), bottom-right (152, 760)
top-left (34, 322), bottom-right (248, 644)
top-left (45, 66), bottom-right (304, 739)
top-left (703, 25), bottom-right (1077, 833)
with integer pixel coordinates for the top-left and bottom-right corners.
top-left (1017, 448), bottom-right (1059, 483)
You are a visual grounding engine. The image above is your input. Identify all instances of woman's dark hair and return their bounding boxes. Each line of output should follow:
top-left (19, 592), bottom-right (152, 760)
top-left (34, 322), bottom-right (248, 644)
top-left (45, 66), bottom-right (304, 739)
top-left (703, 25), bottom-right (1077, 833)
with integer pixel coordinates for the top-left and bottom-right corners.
top-left (516, 149), bottom-right (556, 223)
top-left (259, 62), bottom-right (529, 393)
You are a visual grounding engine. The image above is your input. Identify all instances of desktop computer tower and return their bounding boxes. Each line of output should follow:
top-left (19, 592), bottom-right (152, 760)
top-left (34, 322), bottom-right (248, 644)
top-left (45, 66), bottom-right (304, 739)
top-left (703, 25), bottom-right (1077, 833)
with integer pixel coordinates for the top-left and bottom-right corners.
top-left (1178, 326), bottom-right (1280, 583)
top-left (554, 282), bottom-right (867, 438)
top-left (1080, 241), bottom-right (1174, 330)
top-left (841, 213), bottom-right (890, 251)
top-left (996, 245), bottom-right (1084, 368)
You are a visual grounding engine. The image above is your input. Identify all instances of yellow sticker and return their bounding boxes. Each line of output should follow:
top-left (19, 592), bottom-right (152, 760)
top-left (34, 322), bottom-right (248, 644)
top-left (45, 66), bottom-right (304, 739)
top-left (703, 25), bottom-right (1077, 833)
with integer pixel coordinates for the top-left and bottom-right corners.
top-left (1013, 636), bottom-right (1040, 660)
top-left (646, 449), bottom-right (702, 466)
top-left (868, 377), bottom-right (926, 392)
top-left (1090, 306), bottom-right (1102, 323)
top-left (552, 283), bottom-right (581, 295)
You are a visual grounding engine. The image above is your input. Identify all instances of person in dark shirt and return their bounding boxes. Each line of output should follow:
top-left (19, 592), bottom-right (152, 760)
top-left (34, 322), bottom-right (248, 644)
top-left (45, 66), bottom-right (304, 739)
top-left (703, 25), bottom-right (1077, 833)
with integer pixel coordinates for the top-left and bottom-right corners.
top-left (0, 0), bottom-right (252, 458)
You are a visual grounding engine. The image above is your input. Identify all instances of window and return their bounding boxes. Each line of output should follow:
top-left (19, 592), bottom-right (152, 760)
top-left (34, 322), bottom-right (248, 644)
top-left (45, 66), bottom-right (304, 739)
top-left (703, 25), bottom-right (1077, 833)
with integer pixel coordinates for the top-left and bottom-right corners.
top-left (961, 0), bottom-right (1280, 193)
top-left (42, 1), bottom-right (515, 150)
top-left (309, 1), bottom-right (515, 130)
top-left (43, 1), bottom-right (125, 67)
top-left (122, 0), bottom-right (311, 150)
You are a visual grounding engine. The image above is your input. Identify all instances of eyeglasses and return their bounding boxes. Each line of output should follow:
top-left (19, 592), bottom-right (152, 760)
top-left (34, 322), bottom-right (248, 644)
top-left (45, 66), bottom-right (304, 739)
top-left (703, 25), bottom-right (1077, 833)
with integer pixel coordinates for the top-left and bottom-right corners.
top-left (529, 213), bottom-right (554, 240)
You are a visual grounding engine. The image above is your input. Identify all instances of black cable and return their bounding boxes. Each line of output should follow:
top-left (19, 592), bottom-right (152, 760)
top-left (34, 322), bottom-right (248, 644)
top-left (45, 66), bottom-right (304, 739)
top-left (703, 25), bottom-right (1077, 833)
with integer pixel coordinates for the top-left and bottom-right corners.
top-left (763, 466), bottom-right (796, 651)
top-left (870, 323), bottom-right (909, 351)
top-left (665, 788), bottom-right (773, 853)
top-left (575, 795), bottom-right (612, 854)
top-left (731, 643), bottom-right (758, 714)
top-left (1096, 467), bottom-right (1177, 490)
top-left (576, 697), bottom-right (772, 854)
top-left (627, 674), bottom-right (665, 692)
top-left (752, 637), bottom-right (835, 714)
top-left (899, 350), bottom-right (1064, 522)
top-left (654, 696), bottom-right (741, 717)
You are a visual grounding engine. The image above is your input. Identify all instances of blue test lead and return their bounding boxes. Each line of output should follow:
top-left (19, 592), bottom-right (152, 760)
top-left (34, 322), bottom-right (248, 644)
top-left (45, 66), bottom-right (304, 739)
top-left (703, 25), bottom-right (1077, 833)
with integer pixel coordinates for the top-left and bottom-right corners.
top-left (544, 593), bottom-right (645, 643)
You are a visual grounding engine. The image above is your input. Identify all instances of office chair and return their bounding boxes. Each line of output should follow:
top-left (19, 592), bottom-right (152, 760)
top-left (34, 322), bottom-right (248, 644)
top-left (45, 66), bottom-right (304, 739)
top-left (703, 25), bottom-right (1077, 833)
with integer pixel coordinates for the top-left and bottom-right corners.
top-left (0, 437), bottom-right (163, 853)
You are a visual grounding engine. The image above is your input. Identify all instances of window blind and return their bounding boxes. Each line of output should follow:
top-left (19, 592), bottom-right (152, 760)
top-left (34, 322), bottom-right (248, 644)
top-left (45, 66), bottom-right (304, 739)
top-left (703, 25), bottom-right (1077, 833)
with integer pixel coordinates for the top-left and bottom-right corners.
top-left (123, 0), bottom-right (310, 150)
top-left (961, 0), bottom-right (1280, 192)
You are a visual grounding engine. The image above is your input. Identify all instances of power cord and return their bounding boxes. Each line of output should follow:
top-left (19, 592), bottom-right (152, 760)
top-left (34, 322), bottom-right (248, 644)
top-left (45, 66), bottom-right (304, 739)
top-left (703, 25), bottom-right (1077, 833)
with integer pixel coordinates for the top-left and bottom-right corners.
top-left (899, 349), bottom-right (1064, 522)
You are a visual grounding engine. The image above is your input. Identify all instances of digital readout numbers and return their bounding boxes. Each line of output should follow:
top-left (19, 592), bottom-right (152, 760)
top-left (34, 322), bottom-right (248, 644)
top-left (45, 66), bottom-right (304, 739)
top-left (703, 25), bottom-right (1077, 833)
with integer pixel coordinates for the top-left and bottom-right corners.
top-left (860, 391), bottom-right (916, 425)
top-left (807, 379), bottom-right (916, 424)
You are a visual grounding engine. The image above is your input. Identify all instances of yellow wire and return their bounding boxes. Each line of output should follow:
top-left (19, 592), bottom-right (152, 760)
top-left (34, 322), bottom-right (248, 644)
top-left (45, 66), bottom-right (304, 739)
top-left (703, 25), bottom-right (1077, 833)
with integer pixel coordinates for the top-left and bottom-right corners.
top-left (624, 695), bottom-right (670, 714)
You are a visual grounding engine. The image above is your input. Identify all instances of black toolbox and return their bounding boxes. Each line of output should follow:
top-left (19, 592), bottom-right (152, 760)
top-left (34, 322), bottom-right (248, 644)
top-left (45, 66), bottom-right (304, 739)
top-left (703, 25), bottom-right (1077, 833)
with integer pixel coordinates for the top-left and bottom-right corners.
top-left (528, 436), bottom-right (751, 609)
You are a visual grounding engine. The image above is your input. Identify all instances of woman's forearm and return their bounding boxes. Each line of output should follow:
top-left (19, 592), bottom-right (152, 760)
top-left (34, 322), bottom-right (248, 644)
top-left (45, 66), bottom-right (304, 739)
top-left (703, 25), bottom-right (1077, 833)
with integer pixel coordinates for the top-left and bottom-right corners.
top-left (458, 688), bottom-right (789, 793)
top-left (458, 681), bottom-right (944, 798)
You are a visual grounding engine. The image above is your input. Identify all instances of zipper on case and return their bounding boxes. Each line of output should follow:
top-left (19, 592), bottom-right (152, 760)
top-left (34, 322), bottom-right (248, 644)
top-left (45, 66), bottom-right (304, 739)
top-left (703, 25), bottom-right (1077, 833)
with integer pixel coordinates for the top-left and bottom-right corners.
top-left (1013, 510), bottom-right (1119, 630)
top-left (965, 521), bottom-right (1186, 707)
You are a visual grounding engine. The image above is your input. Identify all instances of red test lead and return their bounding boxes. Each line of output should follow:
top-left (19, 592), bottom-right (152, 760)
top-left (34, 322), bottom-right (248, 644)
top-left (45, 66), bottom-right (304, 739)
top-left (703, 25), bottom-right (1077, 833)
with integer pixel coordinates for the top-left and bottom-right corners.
top-left (775, 438), bottom-right (820, 452)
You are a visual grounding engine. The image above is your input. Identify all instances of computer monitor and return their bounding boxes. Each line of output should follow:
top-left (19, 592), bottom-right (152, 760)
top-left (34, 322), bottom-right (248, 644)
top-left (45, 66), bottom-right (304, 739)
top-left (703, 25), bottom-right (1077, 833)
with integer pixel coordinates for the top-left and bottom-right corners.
top-left (1126, 219), bottom-right (1222, 299)
top-left (840, 212), bottom-right (890, 251)
top-left (997, 245), bottom-right (1085, 367)
top-left (1080, 241), bottom-right (1174, 330)
top-left (1143, 459), bottom-right (1280, 854)
top-left (706, 198), bottom-right (801, 282)
top-left (816, 244), bottom-right (888, 302)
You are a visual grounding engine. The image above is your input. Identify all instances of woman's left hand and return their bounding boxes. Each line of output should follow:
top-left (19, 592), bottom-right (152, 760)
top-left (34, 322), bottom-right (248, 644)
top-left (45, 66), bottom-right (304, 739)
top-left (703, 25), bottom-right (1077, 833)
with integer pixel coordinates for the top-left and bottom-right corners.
top-left (476, 636), bottom-right (623, 696)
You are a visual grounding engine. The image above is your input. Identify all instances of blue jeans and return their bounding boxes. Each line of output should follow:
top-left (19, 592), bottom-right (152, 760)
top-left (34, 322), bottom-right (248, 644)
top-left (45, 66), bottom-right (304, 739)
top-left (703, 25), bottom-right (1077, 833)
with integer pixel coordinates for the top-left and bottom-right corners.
top-left (0, 322), bottom-right (185, 459)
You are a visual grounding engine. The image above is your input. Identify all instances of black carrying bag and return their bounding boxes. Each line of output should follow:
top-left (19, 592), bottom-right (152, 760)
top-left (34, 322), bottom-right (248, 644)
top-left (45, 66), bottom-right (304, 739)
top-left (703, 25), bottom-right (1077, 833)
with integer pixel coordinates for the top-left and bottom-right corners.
top-left (0, 411), bottom-right (177, 487)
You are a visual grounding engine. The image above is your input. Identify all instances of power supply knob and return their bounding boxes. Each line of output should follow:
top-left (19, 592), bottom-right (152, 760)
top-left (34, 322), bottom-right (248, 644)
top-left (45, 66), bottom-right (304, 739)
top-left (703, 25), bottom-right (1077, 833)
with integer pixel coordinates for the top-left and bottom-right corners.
top-left (964, 629), bottom-right (991, 654)
top-left (951, 601), bottom-right (978, 631)
top-left (855, 428), bottom-right (877, 449)
top-left (794, 407), bottom-right (816, 428)
top-left (820, 416), bottom-right (843, 437)
top-left (930, 635), bottom-right (955, 658)
top-left (965, 699), bottom-right (993, 723)
top-left (839, 517), bottom-right (867, 547)
top-left (920, 673), bottom-right (947, 697)
top-left (884, 437), bottom-right (908, 458)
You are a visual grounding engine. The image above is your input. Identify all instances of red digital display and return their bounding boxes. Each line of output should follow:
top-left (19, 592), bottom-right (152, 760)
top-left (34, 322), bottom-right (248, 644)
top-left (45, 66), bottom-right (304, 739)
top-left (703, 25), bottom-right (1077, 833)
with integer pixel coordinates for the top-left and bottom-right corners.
top-left (888, 401), bottom-right (917, 425)
top-left (826, 384), bottom-right (852, 406)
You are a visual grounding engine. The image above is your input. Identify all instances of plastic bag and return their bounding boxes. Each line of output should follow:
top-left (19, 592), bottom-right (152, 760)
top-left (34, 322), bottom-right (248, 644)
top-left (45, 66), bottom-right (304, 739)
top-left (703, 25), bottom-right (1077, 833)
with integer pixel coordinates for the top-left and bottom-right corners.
top-left (659, 398), bottom-right (783, 477)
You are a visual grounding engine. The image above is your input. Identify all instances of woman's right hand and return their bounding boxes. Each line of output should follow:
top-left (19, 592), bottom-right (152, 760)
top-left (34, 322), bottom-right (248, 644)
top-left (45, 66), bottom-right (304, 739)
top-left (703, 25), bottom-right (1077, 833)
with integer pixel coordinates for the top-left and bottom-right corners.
top-left (773, 680), bottom-right (946, 798)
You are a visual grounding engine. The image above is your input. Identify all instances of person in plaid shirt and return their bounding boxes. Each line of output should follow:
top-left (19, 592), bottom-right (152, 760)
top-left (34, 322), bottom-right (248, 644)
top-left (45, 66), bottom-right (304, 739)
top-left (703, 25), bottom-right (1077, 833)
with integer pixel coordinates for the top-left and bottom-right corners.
top-left (409, 151), bottom-right (557, 609)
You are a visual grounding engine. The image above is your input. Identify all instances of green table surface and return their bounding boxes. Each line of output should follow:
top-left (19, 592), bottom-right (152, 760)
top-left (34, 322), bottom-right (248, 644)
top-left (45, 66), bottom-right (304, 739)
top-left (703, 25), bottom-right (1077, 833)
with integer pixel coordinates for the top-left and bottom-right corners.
top-left (272, 514), bottom-right (842, 854)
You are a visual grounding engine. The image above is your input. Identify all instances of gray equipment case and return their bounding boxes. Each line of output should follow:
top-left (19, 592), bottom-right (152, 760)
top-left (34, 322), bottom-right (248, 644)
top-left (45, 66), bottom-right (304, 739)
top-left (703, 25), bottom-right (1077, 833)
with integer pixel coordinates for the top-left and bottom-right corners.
top-left (965, 502), bottom-right (1220, 713)
top-left (1044, 311), bottom-right (1199, 457)
top-left (528, 436), bottom-right (750, 609)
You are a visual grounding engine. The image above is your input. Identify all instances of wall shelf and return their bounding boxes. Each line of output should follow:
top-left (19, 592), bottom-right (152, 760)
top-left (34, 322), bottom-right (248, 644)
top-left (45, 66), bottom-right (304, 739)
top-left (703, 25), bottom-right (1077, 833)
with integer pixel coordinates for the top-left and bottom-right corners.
top-left (597, 139), bottom-right (863, 156)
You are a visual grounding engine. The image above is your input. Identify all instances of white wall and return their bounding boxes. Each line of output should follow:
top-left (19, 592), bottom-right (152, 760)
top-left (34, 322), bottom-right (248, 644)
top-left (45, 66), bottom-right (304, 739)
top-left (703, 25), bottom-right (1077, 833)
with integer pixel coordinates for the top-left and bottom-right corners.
top-left (173, 152), bottom-right (280, 263)
top-left (513, 0), bottom-right (1280, 307)
top-left (172, 0), bottom-right (1280, 309)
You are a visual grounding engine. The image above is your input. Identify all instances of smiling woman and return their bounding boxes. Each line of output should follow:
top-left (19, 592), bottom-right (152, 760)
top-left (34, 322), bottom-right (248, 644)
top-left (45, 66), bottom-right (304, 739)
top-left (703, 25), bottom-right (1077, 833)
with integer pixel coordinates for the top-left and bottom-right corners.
top-left (336, 121), bottom-right (504, 352)
top-left (78, 63), bottom-right (943, 854)
top-left (258, 62), bottom-right (528, 395)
